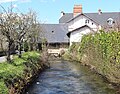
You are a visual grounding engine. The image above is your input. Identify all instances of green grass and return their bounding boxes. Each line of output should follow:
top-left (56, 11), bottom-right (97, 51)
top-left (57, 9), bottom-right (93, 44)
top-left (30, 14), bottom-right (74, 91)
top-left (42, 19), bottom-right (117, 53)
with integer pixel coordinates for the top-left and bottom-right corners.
top-left (0, 51), bottom-right (41, 94)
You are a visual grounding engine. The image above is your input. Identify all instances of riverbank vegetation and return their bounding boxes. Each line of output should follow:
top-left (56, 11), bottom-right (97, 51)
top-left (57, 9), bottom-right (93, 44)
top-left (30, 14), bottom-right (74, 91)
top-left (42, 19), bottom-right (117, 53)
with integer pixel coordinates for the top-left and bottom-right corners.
top-left (0, 4), bottom-right (50, 94)
top-left (0, 51), bottom-right (48, 94)
top-left (64, 30), bottom-right (120, 86)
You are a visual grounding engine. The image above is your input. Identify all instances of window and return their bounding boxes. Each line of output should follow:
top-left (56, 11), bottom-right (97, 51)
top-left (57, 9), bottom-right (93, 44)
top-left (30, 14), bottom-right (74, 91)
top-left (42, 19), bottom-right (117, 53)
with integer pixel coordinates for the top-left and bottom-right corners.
top-left (85, 20), bottom-right (89, 24)
top-left (107, 18), bottom-right (114, 25)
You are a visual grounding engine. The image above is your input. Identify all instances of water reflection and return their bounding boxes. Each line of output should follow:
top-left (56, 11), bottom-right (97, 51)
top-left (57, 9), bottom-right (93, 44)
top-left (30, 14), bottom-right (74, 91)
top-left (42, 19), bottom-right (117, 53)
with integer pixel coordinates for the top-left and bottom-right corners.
top-left (26, 60), bottom-right (116, 94)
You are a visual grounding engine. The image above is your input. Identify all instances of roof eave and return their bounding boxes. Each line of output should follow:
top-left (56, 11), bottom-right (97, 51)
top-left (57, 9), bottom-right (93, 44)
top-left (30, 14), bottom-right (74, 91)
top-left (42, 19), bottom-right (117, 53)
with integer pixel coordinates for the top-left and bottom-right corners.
top-left (66, 25), bottom-right (95, 37)
top-left (66, 13), bottom-right (100, 26)
top-left (66, 13), bottom-right (84, 23)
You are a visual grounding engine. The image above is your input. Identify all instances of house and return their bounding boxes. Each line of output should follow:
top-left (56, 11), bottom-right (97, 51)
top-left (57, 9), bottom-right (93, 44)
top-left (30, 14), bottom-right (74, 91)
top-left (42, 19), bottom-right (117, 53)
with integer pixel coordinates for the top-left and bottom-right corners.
top-left (39, 4), bottom-right (120, 47)
top-left (59, 5), bottom-right (120, 46)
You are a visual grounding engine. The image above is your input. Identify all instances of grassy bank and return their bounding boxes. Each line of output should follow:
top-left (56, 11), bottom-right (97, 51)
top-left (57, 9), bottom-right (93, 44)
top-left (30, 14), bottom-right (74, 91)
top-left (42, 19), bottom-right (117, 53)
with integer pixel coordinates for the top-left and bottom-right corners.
top-left (0, 51), bottom-right (48, 94)
top-left (64, 31), bottom-right (120, 86)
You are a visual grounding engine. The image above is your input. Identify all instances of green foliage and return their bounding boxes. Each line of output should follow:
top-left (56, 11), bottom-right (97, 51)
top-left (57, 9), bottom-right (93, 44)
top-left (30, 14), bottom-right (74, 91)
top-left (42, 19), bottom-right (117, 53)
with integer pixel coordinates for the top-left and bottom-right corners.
top-left (0, 51), bottom-right (41, 94)
top-left (22, 51), bottom-right (40, 60)
top-left (67, 43), bottom-right (80, 61)
top-left (0, 80), bottom-right (8, 94)
top-left (70, 31), bottom-right (120, 84)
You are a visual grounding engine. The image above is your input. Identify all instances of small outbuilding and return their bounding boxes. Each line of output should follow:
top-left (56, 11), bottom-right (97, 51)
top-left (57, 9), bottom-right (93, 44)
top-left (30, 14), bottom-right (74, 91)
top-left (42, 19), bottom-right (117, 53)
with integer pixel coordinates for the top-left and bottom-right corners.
top-left (67, 25), bottom-right (95, 46)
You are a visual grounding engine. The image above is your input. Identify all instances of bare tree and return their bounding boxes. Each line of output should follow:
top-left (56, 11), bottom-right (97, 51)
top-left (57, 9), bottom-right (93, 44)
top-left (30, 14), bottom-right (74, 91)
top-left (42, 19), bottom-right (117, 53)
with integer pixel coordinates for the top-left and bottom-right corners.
top-left (0, 32), bottom-right (7, 54)
top-left (0, 5), bottom-right (41, 60)
top-left (14, 13), bottom-right (34, 57)
top-left (0, 8), bottom-right (18, 62)
top-left (13, 11), bottom-right (41, 57)
top-left (25, 11), bottom-right (40, 51)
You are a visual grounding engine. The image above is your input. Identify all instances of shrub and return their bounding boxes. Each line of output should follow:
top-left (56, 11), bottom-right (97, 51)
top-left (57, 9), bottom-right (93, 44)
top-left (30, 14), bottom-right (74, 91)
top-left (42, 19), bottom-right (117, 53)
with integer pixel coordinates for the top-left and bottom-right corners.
top-left (69, 30), bottom-right (120, 84)
top-left (0, 80), bottom-right (8, 94)
top-left (80, 31), bottom-right (120, 83)
top-left (0, 51), bottom-right (42, 94)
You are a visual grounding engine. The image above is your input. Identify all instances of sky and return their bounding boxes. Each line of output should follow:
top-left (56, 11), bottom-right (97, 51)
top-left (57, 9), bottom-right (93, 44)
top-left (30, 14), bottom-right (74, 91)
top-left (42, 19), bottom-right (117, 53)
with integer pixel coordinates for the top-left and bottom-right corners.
top-left (0, 0), bottom-right (120, 24)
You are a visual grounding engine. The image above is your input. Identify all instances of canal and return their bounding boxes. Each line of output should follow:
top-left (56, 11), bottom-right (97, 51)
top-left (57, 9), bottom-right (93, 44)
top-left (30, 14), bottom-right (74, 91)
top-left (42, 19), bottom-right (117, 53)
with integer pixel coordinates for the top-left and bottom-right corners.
top-left (26, 59), bottom-right (116, 94)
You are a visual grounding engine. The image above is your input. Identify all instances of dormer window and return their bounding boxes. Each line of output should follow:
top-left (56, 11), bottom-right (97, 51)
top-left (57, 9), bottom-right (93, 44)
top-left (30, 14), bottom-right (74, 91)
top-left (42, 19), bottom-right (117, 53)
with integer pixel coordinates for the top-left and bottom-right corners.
top-left (85, 20), bottom-right (89, 24)
top-left (107, 18), bottom-right (114, 25)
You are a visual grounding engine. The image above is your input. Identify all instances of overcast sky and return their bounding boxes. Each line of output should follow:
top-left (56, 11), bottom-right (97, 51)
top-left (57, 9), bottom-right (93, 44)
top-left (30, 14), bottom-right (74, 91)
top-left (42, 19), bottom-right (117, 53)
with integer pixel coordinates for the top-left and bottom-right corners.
top-left (0, 0), bottom-right (120, 23)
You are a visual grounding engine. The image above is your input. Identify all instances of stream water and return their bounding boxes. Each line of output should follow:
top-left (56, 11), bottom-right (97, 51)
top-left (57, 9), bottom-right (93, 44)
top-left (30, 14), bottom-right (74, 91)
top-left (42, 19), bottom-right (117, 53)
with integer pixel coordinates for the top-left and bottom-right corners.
top-left (26, 59), bottom-right (116, 94)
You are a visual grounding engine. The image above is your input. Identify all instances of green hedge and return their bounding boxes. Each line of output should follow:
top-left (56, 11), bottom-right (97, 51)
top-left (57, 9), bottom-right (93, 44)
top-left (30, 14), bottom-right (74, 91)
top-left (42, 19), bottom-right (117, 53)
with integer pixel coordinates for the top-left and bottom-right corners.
top-left (69, 30), bottom-right (120, 84)
top-left (0, 51), bottom-right (42, 94)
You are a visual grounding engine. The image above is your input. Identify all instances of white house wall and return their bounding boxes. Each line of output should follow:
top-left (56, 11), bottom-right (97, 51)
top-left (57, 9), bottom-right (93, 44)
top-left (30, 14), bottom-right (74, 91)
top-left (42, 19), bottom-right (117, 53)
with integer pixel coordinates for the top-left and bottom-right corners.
top-left (70, 27), bottom-right (92, 46)
top-left (68, 15), bottom-right (98, 31)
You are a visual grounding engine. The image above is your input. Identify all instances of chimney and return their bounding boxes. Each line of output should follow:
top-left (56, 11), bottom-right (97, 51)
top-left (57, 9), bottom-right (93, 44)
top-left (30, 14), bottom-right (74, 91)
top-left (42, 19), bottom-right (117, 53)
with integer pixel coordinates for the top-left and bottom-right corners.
top-left (61, 11), bottom-right (65, 17)
top-left (73, 4), bottom-right (82, 17)
top-left (98, 9), bottom-right (102, 15)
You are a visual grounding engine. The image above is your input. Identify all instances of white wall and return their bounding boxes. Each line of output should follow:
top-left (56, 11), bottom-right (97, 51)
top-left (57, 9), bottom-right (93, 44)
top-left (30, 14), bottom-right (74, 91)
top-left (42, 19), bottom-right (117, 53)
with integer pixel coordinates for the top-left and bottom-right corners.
top-left (70, 27), bottom-right (92, 46)
top-left (68, 15), bottom-right (98, 32)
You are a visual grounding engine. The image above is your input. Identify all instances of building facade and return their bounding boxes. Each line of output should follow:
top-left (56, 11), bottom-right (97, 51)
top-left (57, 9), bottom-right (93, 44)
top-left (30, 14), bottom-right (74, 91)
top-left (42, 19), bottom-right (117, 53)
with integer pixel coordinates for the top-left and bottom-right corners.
top-left (40, 4), bottom-right (120, 47)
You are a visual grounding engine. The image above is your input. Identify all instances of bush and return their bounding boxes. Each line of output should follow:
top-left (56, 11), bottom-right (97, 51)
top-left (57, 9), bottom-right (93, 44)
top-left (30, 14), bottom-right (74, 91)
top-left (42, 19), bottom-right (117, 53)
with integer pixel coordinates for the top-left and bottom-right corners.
top-left (0, 51), bottom-right (42, 94)
top-left (81, 31), bottom-right (120, 84)
top-left (69, 30), bottom-right (120, 84)
top-left (0, 80), bottom-right (8, 94)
